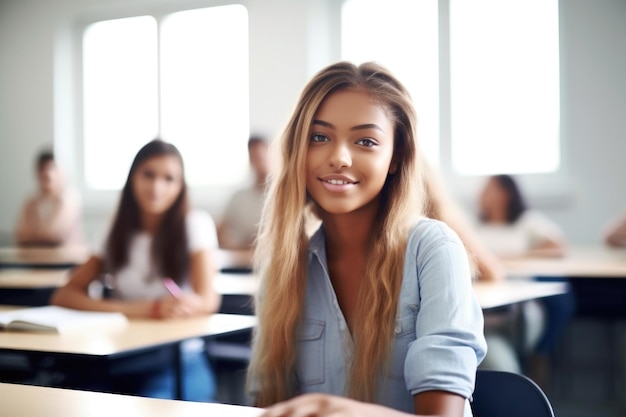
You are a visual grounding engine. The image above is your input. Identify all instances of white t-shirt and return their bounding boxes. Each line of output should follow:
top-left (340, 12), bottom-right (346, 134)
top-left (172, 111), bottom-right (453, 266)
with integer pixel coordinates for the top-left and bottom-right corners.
top-left (475, 210), bottom-right (564, 258)
top-left (32, 187), bottom-right (83, 245)
top-left (97, 210), bottom-right (218, 300)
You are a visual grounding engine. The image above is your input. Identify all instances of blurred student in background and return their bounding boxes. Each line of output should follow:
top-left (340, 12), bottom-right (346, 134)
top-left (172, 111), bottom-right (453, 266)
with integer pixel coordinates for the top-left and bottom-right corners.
top-left (15, 149), bottom-right (83, 247)
top-left (475, 174), bottom-right (575, 390)
top-left (52, 139), bottom-right (220, 402)
top-left (604, 212), bottom-right (626, 247)
top-left (218, 135), bottom-right (269, 250)
top-left (477, 175), bottom-right (566, 258)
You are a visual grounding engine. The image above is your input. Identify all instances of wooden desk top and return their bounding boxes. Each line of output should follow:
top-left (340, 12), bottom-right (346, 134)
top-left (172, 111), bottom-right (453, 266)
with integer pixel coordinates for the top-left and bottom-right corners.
top-left (0, 383), bottom-right (263, 417)
top-left (0, 269), bottom-right (69, 288)
top-left (0, 269), bottom-right (258, 295)
top-left (0, 247), bottom-right (251, 270)
top-left (473, 281), bottom-right (568, 310)
top-left (0, 246), bottom-right (89, 268)
top-left (502, 246), bottom-right (626, 278)
top-left (0, 309), bottom-right (257, 356)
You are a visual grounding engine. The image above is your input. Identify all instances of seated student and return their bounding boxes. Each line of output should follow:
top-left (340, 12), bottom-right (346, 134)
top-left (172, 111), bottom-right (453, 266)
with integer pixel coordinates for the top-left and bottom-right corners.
top-left (218, 135), bottom-right (269, 251)
top-left (52, 139), bottom-right (220, 402)
top-left (604, 212), bottom-right (626, 247)
top-left (475, 174), bottom-right (575, 390)
top-left (476, 175), bottom-right (566, 258)
top-left (15, 150), bottom-right (83, 246)
top-left (249, 62), bottom-right (486, 417)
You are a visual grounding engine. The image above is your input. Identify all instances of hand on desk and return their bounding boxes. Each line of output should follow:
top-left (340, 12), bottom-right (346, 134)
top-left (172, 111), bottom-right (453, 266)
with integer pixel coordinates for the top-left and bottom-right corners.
top-left (156, 293), bottom-right (205, 319)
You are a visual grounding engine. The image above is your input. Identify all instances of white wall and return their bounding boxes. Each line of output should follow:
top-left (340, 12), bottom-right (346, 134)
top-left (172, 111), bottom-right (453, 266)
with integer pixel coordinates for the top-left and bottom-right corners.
top-left (0, 0), bottom-right (625, 245)
top-left (547, 0), bottom-right (626, 243)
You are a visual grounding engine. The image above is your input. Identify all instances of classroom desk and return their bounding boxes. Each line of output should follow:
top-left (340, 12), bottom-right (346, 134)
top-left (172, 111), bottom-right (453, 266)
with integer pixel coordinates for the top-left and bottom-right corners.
top-left (502, 247), bottom-right (626, 408)
top-left (0, 269), bottom-right (255, 292)
top-left (0, 246), bottom-right (89, 269)
top-left (0, 382), bottom-right (263, 417)
top-left (0, 269), bottom-right (69, 306)
top-left (0, 247), bottom-right (252, 272)
top-left (0, 269), bottom-right (259, 310)
top-left (501, 246), bottom-right (626, 317)
top-left (0, 308), bottom-right (257, 399)
top-left (472, 281), bottom-right (568, 310)
top-left (0, 269), bottom-right (568, 311)
top-left (502, 246), bottom-right (626, 278)
top-left (0, 269), bottom-right (69, 288)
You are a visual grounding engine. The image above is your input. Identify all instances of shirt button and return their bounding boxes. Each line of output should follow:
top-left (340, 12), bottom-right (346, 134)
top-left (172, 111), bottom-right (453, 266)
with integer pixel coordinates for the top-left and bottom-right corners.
top-left (395, 324), bottom-right (402, 335)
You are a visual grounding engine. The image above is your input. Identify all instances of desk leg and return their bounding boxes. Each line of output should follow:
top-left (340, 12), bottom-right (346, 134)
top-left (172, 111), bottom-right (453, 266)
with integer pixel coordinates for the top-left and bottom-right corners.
top-left (174, 344), bottom-right (183, 400)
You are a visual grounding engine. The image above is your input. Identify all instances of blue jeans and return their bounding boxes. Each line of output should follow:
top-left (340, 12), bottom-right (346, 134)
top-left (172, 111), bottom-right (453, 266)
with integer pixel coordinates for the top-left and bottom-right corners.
top-left (534, 276), bottom-right (576, 354)
top-left (117, 340), bottom-right (216, 401)
top-left (61, 340), bottom-right (216, 402)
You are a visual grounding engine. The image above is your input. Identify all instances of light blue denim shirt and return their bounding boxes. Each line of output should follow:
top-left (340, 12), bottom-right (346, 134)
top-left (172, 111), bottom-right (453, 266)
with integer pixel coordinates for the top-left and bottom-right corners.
top-left (296, 218), bottom-right (487, 416)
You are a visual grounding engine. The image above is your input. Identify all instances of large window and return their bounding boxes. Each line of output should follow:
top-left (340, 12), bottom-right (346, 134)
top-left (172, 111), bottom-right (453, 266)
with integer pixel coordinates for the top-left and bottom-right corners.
top-left (341, 0), bottom-right (440, 164)
top-left (81, 4), bottom-right (249, 190)
top-left (341, 0), bottom-right (561, 178)
top-left (449, 0), bottom-right (560, 175)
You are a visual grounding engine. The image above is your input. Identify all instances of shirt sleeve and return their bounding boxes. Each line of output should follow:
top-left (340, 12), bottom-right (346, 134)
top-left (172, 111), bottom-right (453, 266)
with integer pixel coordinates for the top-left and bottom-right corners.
top-left (404, 220), bottom-right (487, 399)
top-left (186, 210), bottom-right (219, 252)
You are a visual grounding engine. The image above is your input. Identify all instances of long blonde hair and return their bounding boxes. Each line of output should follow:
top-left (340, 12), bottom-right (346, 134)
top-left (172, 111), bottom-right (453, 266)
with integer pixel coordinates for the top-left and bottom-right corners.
top-left (250, 61), bottom-right (427, 405)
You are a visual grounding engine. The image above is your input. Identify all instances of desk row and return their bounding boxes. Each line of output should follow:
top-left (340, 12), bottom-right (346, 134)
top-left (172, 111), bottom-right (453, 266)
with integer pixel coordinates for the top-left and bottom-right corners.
top-left (3, 245), bottom-right (626, 277)
top-left (0, 268), bottom-right (568, 311)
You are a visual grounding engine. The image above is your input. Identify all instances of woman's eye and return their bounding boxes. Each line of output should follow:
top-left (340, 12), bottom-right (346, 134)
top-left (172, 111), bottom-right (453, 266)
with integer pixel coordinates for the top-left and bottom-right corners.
top-left (356, 138), bottom-right (377, 147)
top-left (311, 134), bottom-right (329, 143)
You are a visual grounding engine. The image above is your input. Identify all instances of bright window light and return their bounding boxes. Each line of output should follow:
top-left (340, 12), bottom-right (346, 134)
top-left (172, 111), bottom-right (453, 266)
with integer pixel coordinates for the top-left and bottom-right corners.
top-left (160, 5), bottom-right (249, 187)
top-left (82, 5), bottom-right (249, 190)
top-left (341, 0), bottom-right (440, 165)
top-left (450, 0), bottom-right (560, 175)
top-left (83, 16), bottom-right (159, 189)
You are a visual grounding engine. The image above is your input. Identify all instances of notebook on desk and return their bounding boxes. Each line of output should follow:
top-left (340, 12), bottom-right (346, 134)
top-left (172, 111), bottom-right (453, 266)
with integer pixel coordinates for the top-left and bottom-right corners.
top-left (0, 306), bottom-right (127, 334)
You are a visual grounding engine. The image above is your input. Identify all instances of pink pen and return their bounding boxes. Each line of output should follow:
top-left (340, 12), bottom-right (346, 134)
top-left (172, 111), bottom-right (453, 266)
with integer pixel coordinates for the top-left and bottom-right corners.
top-left (163, 277), bottom-right (183, 298)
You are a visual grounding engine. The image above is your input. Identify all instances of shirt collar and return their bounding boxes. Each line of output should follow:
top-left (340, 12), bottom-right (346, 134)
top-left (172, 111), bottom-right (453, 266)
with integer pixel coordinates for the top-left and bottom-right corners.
top-left (308, 224), bottom-right (327, 263)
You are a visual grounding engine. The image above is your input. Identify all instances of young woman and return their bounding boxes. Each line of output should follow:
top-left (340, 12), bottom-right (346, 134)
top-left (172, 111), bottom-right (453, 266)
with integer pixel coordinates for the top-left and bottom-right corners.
top-left (475, 174), bottom-right (575, 391)
top-left (52, 139), bottom-right (220, 401)
top-left (249, 62), bottom-right (487, 417)
top-left (477, 175), bottom-right (566, 258)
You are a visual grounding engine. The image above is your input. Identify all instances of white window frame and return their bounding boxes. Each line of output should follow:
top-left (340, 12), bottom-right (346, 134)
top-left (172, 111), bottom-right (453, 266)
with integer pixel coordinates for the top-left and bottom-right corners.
top-left (58, 0), bottom-right (250, 213)
top-left (439, 0), bottom-right (570, 210)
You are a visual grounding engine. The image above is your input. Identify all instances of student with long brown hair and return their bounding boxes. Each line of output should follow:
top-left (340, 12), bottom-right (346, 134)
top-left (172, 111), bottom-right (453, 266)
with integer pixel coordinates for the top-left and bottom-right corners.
top-left (249, 62), bottom-right (486, 417)
top-left (52, 139), bottom-right (220, 401)
top-left (476, 174), bottom-right (574, 391)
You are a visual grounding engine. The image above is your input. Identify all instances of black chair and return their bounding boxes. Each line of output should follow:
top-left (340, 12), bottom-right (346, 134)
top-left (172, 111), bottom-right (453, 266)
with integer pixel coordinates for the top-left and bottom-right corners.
top-left (471, 370), bottom-right (555, 417)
